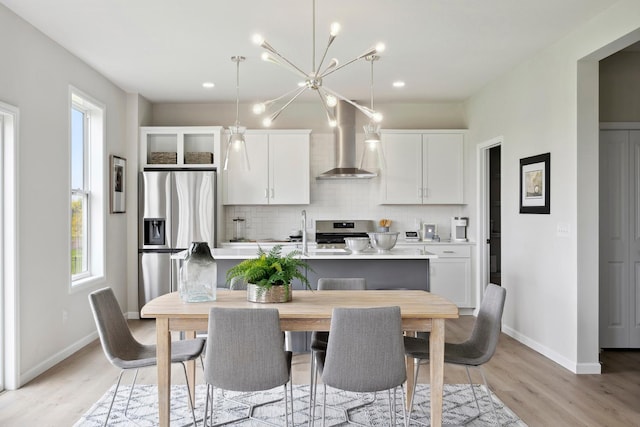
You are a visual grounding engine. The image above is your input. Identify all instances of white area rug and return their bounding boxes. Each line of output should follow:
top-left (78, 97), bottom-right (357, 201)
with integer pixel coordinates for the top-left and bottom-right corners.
top-left (75, 383), bottom-right (527, 426)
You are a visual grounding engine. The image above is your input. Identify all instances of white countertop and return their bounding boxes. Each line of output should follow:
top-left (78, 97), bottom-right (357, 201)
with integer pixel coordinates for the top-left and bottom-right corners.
top-left (174, 247), bottom-right (437, 260)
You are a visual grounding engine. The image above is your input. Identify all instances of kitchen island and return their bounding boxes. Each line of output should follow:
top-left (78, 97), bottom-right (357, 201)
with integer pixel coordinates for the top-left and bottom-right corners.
top-left (210, 246), bottom-right (437, 291)
top-left (180, 246), bottom-right (437, 352)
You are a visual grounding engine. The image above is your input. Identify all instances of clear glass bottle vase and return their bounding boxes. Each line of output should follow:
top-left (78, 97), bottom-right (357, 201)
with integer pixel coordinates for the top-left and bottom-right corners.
top-left (179, 242), bottom-right (217, 302)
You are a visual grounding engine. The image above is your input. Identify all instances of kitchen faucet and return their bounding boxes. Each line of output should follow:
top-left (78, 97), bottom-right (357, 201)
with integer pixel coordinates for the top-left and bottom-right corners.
top-left (301, 209), bottom-right (308, 255)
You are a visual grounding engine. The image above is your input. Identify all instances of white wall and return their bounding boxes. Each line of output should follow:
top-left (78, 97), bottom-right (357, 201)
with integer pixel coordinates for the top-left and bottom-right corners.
top-left (464, 0), bottom-right (640, 373)
top-left (0, 5), bottom-right (130, 385)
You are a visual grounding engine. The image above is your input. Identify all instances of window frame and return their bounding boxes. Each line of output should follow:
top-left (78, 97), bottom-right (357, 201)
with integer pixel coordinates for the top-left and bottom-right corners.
top-left (69, 87), bottom-right (106, 290)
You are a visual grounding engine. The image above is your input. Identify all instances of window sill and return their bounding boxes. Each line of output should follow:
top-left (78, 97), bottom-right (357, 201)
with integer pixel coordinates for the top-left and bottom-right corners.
top-left (70, 274), bottom-right (106, 293)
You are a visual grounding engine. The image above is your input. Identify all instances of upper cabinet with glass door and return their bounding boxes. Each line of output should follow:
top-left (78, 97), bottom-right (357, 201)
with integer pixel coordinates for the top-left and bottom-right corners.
top-left (140, 126), bottom-right (223, 169)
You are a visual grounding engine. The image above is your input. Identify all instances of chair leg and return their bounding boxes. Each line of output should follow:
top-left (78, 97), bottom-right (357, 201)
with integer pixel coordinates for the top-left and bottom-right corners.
top-left (124, 368), bottom-right (139, 416)
top-left (204, 384), bottom-right (212, 427)
top-left (308, 350), bottom-right (316, 426)
top-left (322, 384), bottom-right (327, 427)
top-left (478, 367), bottom-right (501, 427)
top-left (407, 359), bottom-right (421, 420)
top-left (290, 379), bottom-right (295, 427)
top-left (465, 366), bottom-right (482, 417)
top-left (104, 370), bottom-right (125, 427)
top-left (179, 361), bottom-right (198, 427)
top-left (388, 389), bottom-right (395, 425)
top-left (284, 384), bottom-right (290, 427)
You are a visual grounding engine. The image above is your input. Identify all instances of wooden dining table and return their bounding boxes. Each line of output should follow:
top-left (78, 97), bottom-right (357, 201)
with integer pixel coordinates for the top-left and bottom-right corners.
top-left (141, 289), bottom-right (458, 427)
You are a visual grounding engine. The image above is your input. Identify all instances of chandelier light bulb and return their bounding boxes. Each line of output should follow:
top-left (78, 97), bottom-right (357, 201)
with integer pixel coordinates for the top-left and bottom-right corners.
top-left (372, 112), bottom-right (383, 122)
top-left (326, 95), bottom-right (338, 107)
top-left (330, 22), bottom-right (341, 36)
top-left (262, 117), bottom-right (272, 127)
top-left (253, 103), bottom-right (266, 114)
top-left (252, 34), bottom-right (264, 45)
top-left (329, 119), bottom-right (337, 128)
top-left (375, 43), bottom-right (386, 53)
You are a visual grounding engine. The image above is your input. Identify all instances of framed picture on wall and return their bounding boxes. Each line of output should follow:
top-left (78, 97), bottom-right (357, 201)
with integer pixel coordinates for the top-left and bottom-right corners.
top-left (110, 155), bottom-right (126, 213)
top-left (519, 152), bottom-right (550, 214)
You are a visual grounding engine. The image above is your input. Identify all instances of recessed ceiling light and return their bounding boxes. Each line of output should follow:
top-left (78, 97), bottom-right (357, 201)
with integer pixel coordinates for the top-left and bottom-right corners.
top-left (393, 81), bottom-right (405, 88)
top-left (202, 82), bottom-right (215, 89)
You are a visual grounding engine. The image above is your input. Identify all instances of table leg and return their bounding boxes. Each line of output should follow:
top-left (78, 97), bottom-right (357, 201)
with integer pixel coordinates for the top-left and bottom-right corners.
top-left (156, 318), bottom-right (171, 427)
top-left (430, 318), bottom-right (445, 427)
top-left (184, 330), bottom-right (197, 403)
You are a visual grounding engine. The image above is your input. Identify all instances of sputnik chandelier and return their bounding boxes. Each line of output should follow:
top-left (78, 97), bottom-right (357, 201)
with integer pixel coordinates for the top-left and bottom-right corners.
top-left (251, 0), bottom-right (385, 128)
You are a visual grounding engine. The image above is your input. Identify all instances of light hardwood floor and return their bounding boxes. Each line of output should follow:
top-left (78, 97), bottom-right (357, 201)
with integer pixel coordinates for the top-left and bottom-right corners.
top-left (0, 316), bottom-right (639, 426)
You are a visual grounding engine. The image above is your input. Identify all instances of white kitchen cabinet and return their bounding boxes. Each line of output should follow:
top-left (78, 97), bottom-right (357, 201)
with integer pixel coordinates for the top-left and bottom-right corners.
top-left (140, 126), bottom-right (222, 169)
top-left (223, 130), bottom-right (310, 205)
top-left (380, 130), bottom-right (465, 204)
top-left (397, 242), bottom-right (472, 308)
top-left (428, 245), bottom-right (472, 308)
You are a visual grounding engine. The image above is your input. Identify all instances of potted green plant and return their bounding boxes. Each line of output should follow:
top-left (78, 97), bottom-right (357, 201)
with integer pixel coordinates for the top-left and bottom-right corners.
top-left (225, 245), bottom-right (313, 303)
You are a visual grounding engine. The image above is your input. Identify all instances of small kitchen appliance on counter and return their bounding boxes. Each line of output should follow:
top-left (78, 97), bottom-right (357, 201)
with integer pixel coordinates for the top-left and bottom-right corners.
top-left (404, 231), bottom-right (420, 242)
top-left (315, 220), bottom-right (375, 249)
top-left (231, 217), bottom-right (246, 242)
top-left (451, 217), bottom-right (469, 242)
top-left (421, 223), bottom-right (437, 241)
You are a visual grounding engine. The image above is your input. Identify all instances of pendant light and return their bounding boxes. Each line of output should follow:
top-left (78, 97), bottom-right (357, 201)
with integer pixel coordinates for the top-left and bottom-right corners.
top-left (360, 55), bottom-right (386, 171)
top-left (224, 56), bottom-right (250, 171)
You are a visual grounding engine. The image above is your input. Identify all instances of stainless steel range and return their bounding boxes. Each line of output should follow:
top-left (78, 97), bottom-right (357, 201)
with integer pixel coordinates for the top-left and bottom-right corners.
top-left (315, 220), bottom-right (375, 249)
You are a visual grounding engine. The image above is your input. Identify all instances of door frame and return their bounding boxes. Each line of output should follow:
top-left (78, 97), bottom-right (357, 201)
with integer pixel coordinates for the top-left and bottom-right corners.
top-left (1, 101), bottom-right (19, 390)
top-left (476, 136), bottom-right (503, 313)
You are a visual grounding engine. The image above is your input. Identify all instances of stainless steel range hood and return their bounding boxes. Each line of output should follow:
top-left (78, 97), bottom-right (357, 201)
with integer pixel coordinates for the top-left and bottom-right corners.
top-left (317, 101), bottom-right (377, 179)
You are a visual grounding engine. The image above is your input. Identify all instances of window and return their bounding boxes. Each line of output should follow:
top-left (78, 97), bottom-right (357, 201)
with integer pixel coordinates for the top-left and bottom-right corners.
top-left (70, 88), bottom-right (105, 287)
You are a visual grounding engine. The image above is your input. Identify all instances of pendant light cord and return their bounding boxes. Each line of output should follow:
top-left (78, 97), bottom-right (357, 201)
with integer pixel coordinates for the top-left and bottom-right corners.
top-left (312, 0), bottom-right (316, 73)
top-left (370, 58), bottom-right (374, 110)
top-left (235, 58), bottom-right (240, 127)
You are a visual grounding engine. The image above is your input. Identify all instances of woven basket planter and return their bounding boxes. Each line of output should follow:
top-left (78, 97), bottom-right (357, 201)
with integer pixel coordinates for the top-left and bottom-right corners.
top-left (247, 283), bottom-right (292, 303)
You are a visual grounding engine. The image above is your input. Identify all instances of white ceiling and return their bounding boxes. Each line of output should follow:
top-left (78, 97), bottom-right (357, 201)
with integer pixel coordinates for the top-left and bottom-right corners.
top-left (1, 0), bottom-right (619, 104)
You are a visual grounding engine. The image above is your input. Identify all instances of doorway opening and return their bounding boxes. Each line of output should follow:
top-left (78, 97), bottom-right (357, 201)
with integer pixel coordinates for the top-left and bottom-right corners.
top-left (1, 101), bottom-right (18, 391)
top-left (488, 146), bottom-right (502, 286)
top-left (477, 137), bottom-right (502, 311)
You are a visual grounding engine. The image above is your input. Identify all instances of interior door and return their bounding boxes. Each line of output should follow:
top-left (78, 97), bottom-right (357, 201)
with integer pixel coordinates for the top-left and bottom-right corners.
top-left (599, 129), bottom-right (640, 348)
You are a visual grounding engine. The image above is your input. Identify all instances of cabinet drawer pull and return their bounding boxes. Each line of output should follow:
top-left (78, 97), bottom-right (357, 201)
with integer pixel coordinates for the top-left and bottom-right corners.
top-left (443, 250), bottom-right (455, 253)
top-left (264, 188), bottom-right (269, 198)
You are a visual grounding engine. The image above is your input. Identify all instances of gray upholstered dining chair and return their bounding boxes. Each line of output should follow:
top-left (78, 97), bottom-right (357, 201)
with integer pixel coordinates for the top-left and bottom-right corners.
top-left (229, 276), bottom-right (294, 352)
top-left (404, 283), bottom-right (506, 425)
top-left (318, 306), bottom-right (407, 426)
top-left (88, 287), bottom-right (205, 427)
top-left (203, 307), bottom-right (294, 426)
top-left (308, 278), bottom-right (367, 421)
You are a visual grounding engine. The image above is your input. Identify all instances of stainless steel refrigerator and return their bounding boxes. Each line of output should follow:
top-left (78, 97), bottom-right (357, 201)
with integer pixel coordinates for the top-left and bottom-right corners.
top-left (138, 170), bottom-right (217, 311)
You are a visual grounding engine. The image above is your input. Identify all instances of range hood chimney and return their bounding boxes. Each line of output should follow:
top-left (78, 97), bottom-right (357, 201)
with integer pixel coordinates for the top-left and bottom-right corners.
top-left (317, 101), bottom-right (377, 179)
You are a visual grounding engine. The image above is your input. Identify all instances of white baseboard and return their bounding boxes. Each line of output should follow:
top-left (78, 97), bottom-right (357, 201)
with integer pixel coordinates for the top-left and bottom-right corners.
top-left (502, 325), bottom-right (600, 374)
top-left (19, 331), bottom-right (98, 387)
